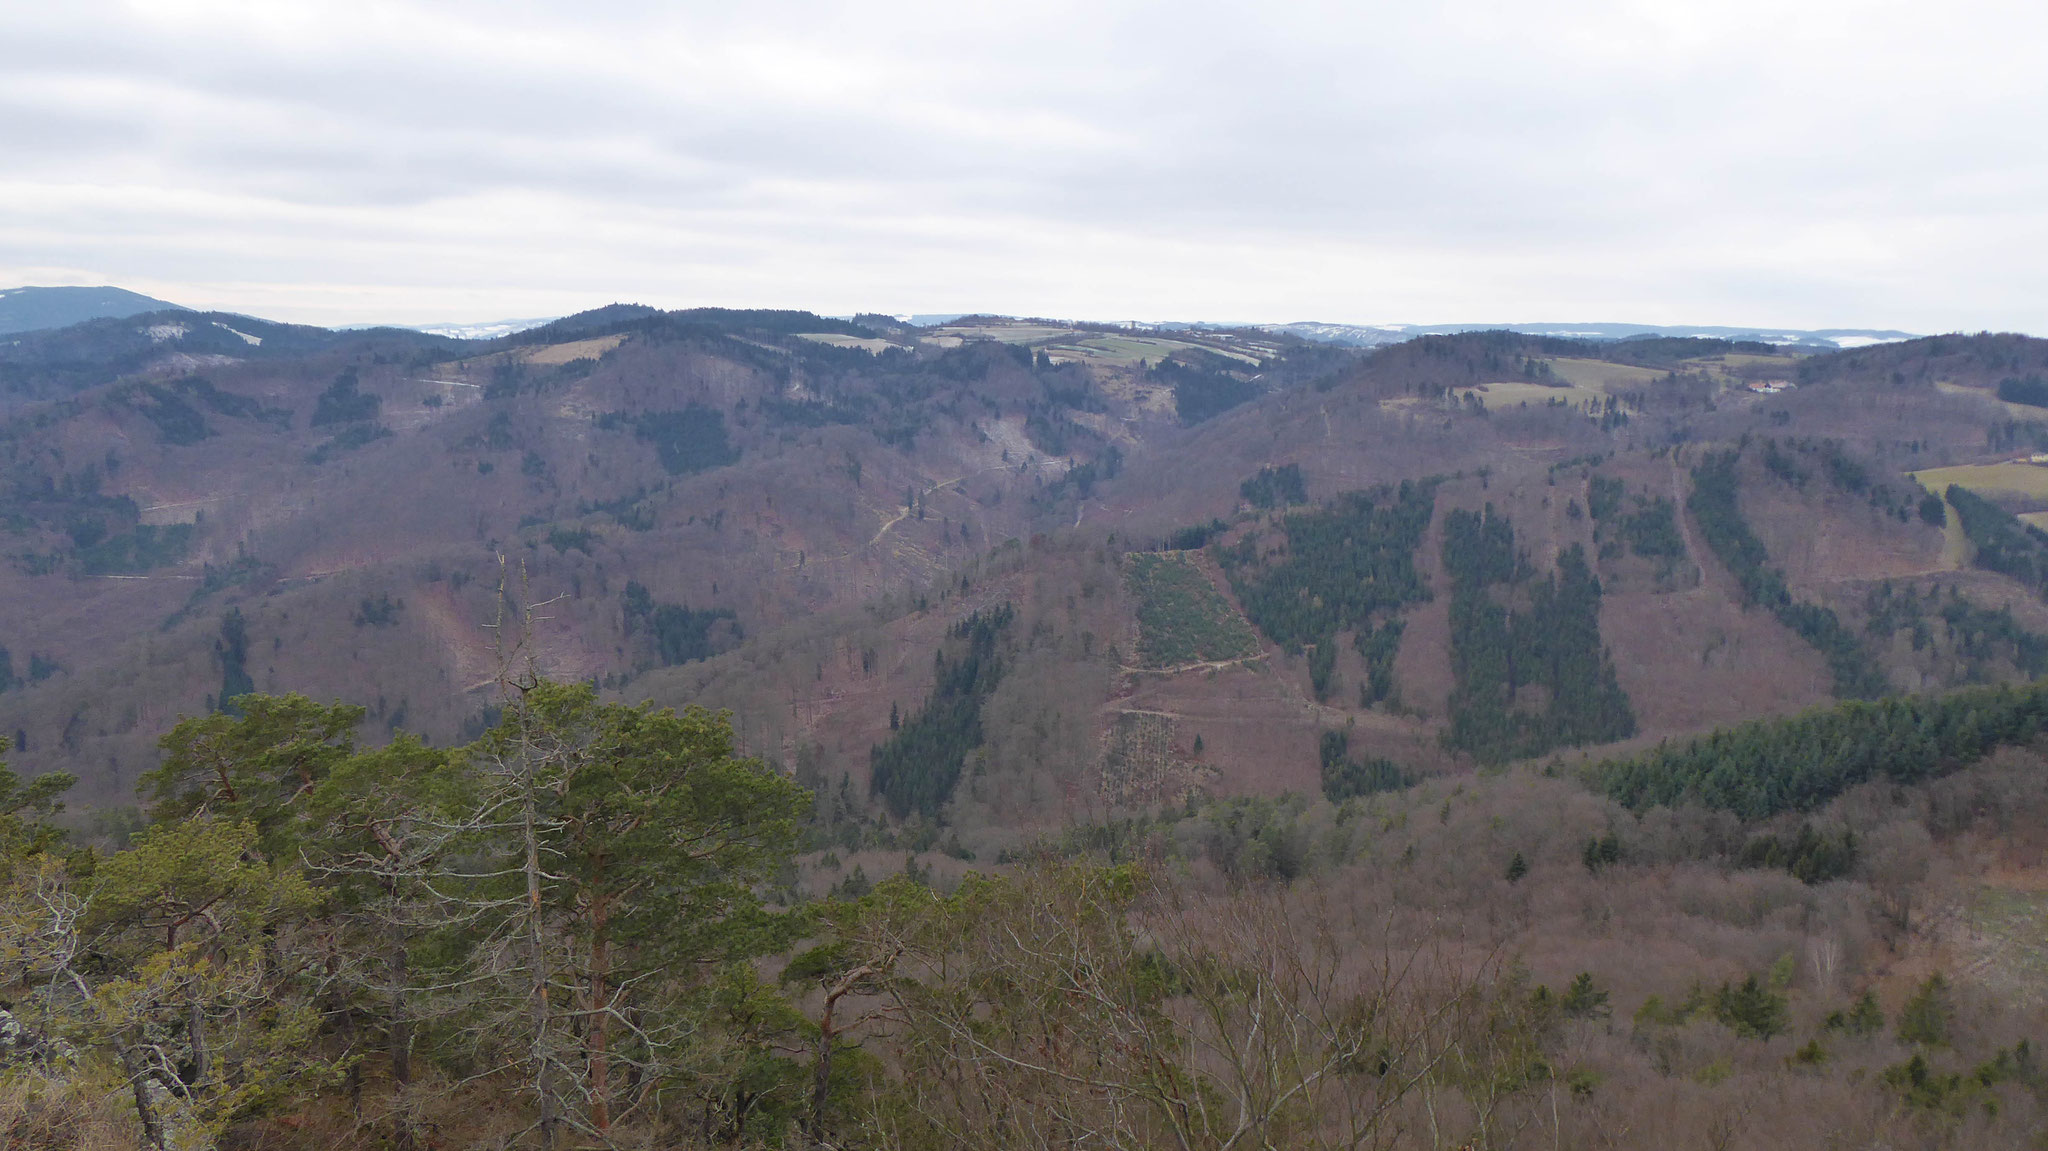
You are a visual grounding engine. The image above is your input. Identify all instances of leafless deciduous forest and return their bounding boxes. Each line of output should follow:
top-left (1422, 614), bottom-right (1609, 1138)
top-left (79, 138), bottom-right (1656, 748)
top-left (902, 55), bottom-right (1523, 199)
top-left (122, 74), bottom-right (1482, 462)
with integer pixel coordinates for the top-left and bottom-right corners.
top-left (4, 313), bottom-right (2048, 1146)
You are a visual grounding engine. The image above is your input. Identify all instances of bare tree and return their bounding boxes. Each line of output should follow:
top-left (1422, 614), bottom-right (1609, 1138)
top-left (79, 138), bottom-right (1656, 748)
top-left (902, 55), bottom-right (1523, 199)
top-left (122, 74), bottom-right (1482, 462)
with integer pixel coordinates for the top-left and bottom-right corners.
top-left (843, 862), bottom-right (1544, 1151)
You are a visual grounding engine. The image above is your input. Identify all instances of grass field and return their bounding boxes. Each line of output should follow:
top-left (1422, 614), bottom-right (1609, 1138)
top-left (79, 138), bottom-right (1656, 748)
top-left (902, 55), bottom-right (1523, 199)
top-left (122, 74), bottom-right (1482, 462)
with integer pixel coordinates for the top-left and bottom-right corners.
top-left (1944, 506), bottom-right (1973, 568)
top-left (1051, 336), bottom-right (1199, 368)
top-left (1912, 462), bottom-right (2048, 500)
top-left (1126, 552), bottom-right (1261, 668)
top-left (929, 321), bottom-right (1075, 344)
top-left (1046, 335), bottom-right (1269, 368)
top-left (1451, 381), bottom-right (1612, 409)
top-left (796, 333), bottom-right (899, 353)
top-left (1968, 885), bottom-right (2048, 1006)
top-left (520, 334), bottom-right (628, 365)
top-left (1545, 357), bottom-right (1667, 390)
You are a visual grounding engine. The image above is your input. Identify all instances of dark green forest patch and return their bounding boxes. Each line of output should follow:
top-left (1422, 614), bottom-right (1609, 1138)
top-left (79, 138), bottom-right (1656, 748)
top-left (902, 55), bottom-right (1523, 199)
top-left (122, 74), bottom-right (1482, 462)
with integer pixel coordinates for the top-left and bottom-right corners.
top-left (622, 580), bottom-right (741, 667)
top-left (1947, 484), bottom-right (2048, 597)
top-left (1591, 680), bottom-right (2048, 819)
top-left (78, 523), bottom-right (194, 575)
top-left (604, 405), bottom-right (740, 476)
top-left (870, 604), bottom-right (1014, 821)
top-left (1240, 464), bottom-right (1307, 509)
top-left (1219, 480), bottom-right (1437, 648)
top-left (1155, 358), bottom-right (1259, 425)
top-left (310, 370), bottom-right (381, 426)
top-left (1318, 729), bottom-right (1412, 804)
top-left (1440, 507), bottom-right (1635, 763)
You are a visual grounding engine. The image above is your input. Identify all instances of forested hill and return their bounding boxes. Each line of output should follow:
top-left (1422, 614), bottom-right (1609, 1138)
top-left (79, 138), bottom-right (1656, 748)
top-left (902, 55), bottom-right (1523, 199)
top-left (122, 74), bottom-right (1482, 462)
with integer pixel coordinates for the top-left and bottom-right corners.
top-left (2, 314), bottom-right (2048, 825)
top-left (0, 285), bottom-right (186, 335)
top-left (3, 315), bottom-right (2048, 1146)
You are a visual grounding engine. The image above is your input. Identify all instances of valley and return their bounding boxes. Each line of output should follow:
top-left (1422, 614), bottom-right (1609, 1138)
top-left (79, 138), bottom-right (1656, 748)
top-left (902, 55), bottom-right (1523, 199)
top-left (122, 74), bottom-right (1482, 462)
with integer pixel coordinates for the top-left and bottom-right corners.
top-left (7, 310), bottom-right (2048, 824)
top-left (8, 303), bottom-right (2048, 1144)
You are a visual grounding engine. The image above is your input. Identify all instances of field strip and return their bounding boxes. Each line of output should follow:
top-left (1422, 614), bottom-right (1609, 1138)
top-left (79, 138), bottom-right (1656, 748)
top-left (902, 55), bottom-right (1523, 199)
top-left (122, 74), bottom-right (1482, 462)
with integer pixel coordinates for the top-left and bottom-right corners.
top-left (1118, 653), bottom-right (1269, 675)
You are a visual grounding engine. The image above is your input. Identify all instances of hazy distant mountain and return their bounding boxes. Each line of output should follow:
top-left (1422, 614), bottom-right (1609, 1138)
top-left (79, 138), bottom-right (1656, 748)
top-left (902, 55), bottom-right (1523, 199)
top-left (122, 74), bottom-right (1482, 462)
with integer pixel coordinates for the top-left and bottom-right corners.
top-left (1261, 319), bottom-right (1919, 350)
top-left (0, 285), bottom-right (185, 335)
top-left (386, 317), bottom-right (559, 340)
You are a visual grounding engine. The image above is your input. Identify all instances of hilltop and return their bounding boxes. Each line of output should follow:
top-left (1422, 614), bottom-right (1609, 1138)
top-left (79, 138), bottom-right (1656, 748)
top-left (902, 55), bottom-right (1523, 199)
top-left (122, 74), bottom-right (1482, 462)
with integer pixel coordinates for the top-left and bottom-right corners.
top-left (0, 285), bottom-right (186, 336)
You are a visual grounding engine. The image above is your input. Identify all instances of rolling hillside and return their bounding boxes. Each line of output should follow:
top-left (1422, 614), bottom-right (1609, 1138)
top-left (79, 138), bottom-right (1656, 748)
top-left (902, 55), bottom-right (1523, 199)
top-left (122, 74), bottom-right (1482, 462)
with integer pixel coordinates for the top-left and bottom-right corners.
top-left (3, 308), bottom-right (2048, 838)
top-left (0, 285), bottom-right (186, 336)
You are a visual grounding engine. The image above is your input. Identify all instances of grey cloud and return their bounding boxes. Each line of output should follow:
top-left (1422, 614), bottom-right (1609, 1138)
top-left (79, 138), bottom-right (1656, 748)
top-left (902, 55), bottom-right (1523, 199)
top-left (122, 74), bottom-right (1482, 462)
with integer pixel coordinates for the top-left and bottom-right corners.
top-left (2, 0), bottom-right (2046, 330)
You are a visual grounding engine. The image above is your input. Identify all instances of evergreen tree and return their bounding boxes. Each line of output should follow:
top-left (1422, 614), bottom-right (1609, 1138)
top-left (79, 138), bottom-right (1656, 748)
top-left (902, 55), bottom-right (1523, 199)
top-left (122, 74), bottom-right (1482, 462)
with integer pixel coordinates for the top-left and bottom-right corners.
top-left (1561, 973), bottom-right (1610, 1019)
top-left (1897, 974), bottom-right (1954, 1047)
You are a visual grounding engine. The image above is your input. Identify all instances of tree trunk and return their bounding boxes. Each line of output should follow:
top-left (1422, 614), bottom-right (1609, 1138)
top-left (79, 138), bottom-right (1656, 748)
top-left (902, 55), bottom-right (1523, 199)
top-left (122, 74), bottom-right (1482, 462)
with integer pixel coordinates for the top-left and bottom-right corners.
top-left (810, 964), bottom-right (877, 1138)
top-left (521, 733), bottom-right (558, 1151)
top-left (809, 1012), bottom-right (836, 1137)
top-left (187, 977), bottom-right (211, 1088)
top-left (588, 884), bottom-right (612, 1134)
top-left (120, 1038), bottom-right (169, 1151)
top-left (389, 936), bottom-right (413, 1085)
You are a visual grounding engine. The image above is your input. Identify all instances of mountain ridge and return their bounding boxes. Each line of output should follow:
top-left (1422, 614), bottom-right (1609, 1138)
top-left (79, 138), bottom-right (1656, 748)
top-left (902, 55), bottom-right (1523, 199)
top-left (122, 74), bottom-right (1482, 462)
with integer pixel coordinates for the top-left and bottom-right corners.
top-left (0, 285), bottom-right (186, 336)
top-left (3, 304), bottom-right (2044, 834)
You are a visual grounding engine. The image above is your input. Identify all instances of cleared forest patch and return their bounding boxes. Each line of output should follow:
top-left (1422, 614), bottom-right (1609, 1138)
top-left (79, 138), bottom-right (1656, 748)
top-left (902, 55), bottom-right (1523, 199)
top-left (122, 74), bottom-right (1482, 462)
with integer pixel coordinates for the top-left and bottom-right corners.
top-left (519, 333), bottom-right (627, 365)
top-left (1450, 381), bottom-right (1607, 409)
top-left (1125, 551), bottom-right (1261, 668)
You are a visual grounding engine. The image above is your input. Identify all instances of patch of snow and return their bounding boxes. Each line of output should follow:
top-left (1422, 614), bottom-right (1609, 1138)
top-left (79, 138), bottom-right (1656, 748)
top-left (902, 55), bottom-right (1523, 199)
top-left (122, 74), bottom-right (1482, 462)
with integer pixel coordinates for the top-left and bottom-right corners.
top-left (1825, 334), bottom-right (1906, 350)
top-left (212, 321), bottom-right (262, 346)
top-left (405, 317), bottom-right (557, 340)
top-left (143, 322), bottom-right (188, 342)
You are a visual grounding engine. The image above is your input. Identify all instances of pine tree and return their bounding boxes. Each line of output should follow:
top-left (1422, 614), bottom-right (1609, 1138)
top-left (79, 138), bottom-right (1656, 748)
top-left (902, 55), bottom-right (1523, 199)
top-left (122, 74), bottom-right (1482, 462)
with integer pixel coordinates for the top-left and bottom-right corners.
top-left (1897, 974), bottom-right (1953, 1047)
top-left (1562, 972), bottom-right (1610, 1018)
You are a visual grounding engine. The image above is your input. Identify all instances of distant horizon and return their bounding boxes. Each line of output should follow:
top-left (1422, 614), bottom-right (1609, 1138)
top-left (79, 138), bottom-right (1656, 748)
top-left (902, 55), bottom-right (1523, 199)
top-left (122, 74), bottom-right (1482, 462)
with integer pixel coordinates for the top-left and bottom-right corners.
top-left (0, 283), bottom-right (1960, 344)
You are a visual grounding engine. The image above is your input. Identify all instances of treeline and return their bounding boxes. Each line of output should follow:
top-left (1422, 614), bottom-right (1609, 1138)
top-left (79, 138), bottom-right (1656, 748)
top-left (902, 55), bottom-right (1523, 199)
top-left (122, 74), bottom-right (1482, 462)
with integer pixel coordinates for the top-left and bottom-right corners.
top-left (1997, 374), bottom-right (2048, 408)
top-left (1947, 483), bottom-right (2048, 596)
top-left (1590, 680), bottom-right (2048, 819)
top-left (869, 604), bottom-right (1014, 820)
top-left (1441, 508), bottom-right (1635, 763)
top-left (1687, 452), bottom-right (1888, 698)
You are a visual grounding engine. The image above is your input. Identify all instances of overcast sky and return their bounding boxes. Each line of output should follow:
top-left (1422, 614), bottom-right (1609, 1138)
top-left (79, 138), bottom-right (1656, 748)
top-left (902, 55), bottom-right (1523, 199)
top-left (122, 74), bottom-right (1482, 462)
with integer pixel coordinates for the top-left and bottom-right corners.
top-left (4, 0), bottom-right (2047, 331)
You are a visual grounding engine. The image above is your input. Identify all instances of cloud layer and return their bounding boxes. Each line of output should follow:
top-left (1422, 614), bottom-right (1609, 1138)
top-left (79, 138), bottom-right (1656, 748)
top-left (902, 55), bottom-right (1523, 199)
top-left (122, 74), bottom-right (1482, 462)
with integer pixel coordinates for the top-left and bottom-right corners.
top-left (5, 0), bottom-right (2046, 330)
